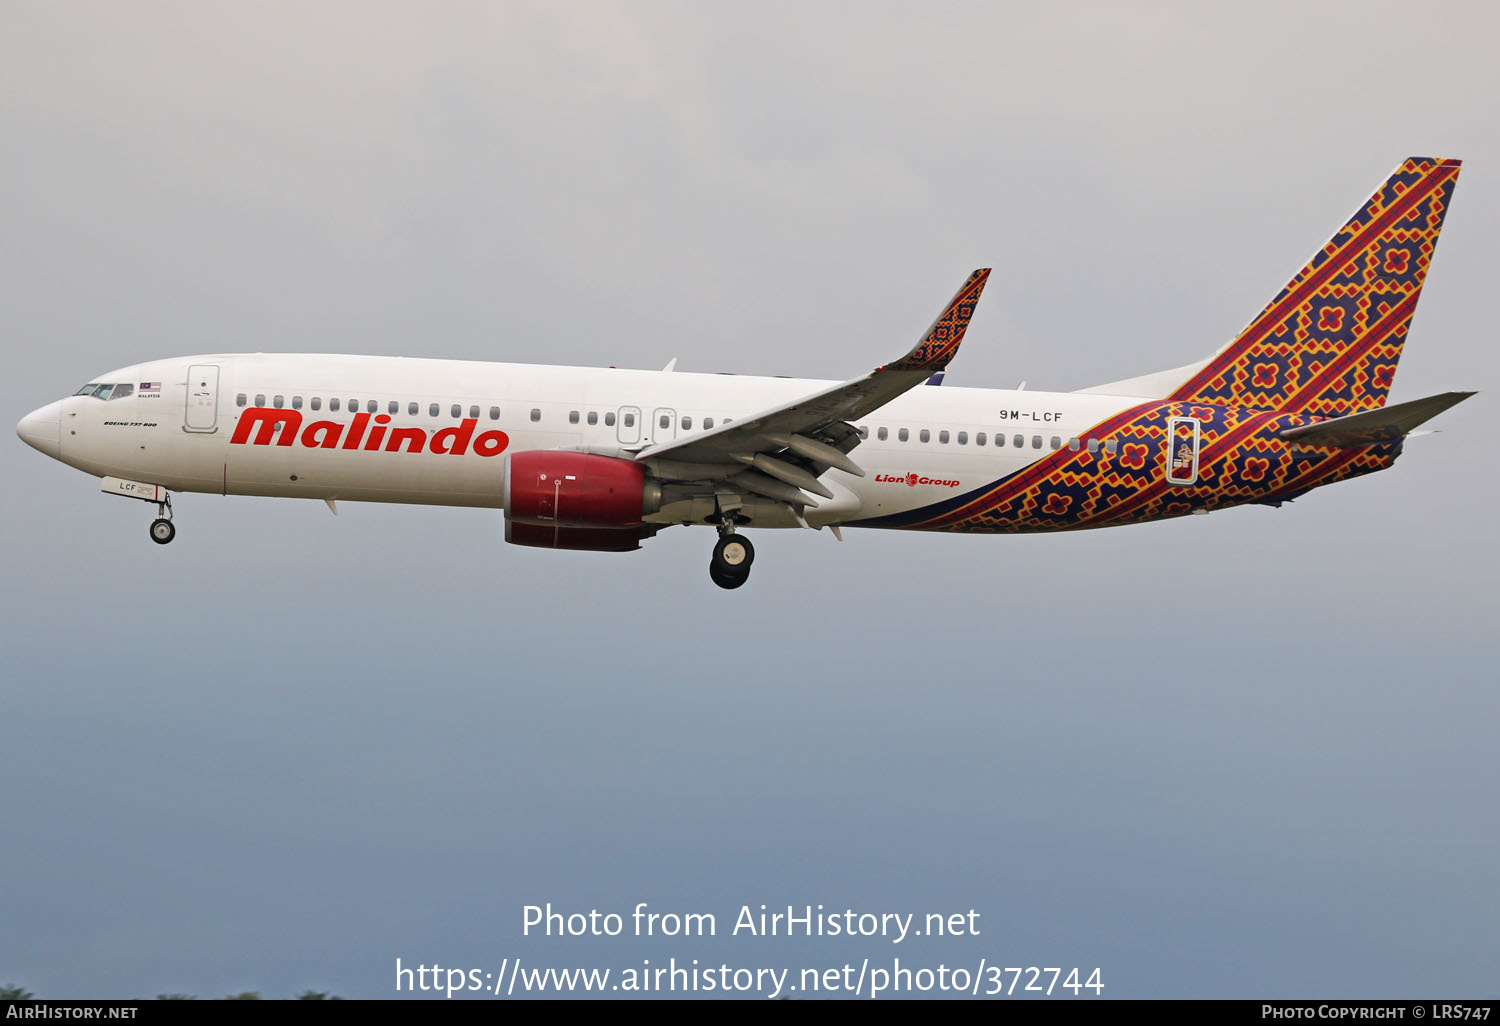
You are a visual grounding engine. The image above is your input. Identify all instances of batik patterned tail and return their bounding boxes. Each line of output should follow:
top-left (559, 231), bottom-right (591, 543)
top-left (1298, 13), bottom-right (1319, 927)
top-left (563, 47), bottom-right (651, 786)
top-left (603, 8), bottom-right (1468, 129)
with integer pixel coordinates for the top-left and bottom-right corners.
top-left (1169, 157), bottom-right (1460, 418)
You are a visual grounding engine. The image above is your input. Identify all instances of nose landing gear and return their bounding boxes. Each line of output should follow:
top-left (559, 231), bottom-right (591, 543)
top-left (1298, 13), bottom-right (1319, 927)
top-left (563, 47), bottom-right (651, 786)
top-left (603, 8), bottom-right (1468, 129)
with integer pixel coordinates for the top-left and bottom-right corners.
top-left (149, 493), bottom-right (175, 545)
top-left (100, 477), bottom-right (178, 544)
top-left (709, 531), bottom-right (754, 589)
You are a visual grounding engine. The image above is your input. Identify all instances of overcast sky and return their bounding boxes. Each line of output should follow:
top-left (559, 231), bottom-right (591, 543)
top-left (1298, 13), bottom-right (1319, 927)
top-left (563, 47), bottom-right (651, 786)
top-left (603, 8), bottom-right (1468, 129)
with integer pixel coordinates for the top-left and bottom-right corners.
top-left (3, 0), bottom-right (1496, 1000)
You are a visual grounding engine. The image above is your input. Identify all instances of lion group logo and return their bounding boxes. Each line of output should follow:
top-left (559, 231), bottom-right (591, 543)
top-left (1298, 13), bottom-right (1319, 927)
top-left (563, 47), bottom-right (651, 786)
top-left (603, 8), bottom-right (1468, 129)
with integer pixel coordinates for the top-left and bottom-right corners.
top-left (874, 472), bottom-right (961, 489)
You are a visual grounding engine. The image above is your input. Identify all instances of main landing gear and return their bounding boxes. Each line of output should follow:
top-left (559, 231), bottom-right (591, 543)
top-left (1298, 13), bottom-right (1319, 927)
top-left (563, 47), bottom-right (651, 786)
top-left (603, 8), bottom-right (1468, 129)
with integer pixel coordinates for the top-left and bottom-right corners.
top-left (149, 493), bottom-right (175, 545)
top-left (709, 530), bottom-right (755, 590)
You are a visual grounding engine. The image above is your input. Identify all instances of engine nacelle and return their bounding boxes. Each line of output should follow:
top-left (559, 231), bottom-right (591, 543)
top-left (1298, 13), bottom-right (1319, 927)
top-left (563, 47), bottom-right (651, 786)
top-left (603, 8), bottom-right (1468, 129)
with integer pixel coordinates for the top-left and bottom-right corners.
top-left (504, 521), bottom-right (647, 552)
top-left (503, 451), bottom-right (662, 550)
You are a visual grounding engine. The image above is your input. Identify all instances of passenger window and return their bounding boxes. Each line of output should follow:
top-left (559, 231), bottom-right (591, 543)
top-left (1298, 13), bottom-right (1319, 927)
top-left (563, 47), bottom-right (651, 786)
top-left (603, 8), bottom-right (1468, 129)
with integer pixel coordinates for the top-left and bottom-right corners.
top-left (409, 402), bottom-right (418, 415)
top-left (976, 431), bottom-right (986, 446)
top-left (703, 417), bottom-right (714, 429)
top-left (292, 396), bottom-right (303, 410)
top-left (1032, 436), bottom-right (1042, 449)
top-left (682, 416), bottom-right (693, 430)
top-left (957, 431), bottom-right (967, 445)
top-left (1087, 438), bottom-right (1100, 454)
top-left (1013, 434), bottom-right (1023, 448)
top-left (367, 400), bottom-right (378, 414)
top-left (605, 412), bottom-right (616, 427)
top-left (348, 399), bottom-right (357, 412)
top-left (622, 412), bottom-right (634, 427)
top-left (659, 413), bottom-right (670, 429)
top-left (877, 427), bottom-right (888, 441)
top-left (857, 425), bottom-right (867, 440)
top-left (236, 394), bottom-right (247, 407)
top-left (429, 403), bottom-right (439, 417)
top-left (389, 401), bottom-right (399, 415)
top-left (451, 404), bottom-right (461, 418)
top-left (273, 395), bottom-right (284, 408)
top-left (255, 394), bottom-right (266, 407)
top-left (532, 409), bottom-right (543, 423)
top-left (919, 429), bottom-right (931, 443)
top-left (1068, 437), bottom-right (1081, 451)
top-left (1051, 436), bottom-right (1061, 450)
top-left (569, 410), bottom-right (580, 425)
top-left (469, 405), bottom-right (479, 419)
top-left (330, 398), bottom-right (340, 412)
top-left (1105, 439), bottom-right (1118, 454)
top-left (490, 406), bottom-right (500, 420)
top-left (939, 430), bottom-right (950, 444)
top-left (587, 411), bottom-right (598, 425)
top-left (898, 428), bottom-right (910, 442)
top-left (311, 397), bottom-right (322, 411)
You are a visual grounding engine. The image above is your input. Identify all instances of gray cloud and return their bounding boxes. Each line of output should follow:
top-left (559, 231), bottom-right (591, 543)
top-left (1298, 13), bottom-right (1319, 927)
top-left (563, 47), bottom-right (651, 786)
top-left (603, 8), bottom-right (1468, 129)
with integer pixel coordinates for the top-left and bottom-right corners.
top-left (3, 0), bottom-right (1496, 999)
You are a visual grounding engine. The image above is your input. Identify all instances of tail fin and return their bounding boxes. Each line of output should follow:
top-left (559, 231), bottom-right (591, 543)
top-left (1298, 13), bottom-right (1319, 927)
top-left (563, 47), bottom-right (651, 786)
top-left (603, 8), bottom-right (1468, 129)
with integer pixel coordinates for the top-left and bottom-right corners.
top-left (1167, 157), bottom-right (1461, 416)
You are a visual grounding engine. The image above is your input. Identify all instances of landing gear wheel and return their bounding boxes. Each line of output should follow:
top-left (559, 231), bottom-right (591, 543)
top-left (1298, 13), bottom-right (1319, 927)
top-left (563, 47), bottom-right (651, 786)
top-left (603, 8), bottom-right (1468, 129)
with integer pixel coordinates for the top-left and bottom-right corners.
top-left (712, 534), bottom-right (754, 572)
top-left (709, 533), bottom-right (754, 589)
top-left (150, 518), bottom-right (176, 545)
top-left (709, 562), bottom-right (749, 590)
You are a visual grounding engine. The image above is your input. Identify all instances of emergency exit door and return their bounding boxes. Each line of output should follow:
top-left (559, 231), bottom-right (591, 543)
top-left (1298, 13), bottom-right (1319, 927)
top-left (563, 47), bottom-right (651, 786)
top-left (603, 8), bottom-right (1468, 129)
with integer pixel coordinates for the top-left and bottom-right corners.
top-left (184, 364), bottom-right (220, 433)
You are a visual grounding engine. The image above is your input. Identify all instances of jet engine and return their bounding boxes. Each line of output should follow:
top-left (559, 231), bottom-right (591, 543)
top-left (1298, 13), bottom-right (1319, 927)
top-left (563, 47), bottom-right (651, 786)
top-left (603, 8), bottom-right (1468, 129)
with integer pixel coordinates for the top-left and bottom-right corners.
top-left (503, 451), bottom-right (662, 551)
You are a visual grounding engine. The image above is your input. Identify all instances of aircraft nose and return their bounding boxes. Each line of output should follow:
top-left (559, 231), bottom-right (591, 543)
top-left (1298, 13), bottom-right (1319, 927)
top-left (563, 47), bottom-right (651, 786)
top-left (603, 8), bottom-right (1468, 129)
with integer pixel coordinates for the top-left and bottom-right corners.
top-left (17, 400), bottom-right (63, 459)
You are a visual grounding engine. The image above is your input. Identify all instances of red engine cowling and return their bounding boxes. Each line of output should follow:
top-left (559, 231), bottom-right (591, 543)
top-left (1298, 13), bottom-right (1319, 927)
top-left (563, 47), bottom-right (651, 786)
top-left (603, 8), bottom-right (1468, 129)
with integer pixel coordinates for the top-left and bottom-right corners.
top-left (503, 451), bottom-right (661, 551)
top-left (504, 521), bottom-right (646, 552)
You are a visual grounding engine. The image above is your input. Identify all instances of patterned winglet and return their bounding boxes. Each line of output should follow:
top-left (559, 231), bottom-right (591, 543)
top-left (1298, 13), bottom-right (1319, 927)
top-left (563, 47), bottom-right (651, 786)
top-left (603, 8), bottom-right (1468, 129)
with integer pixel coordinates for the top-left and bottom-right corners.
top-left (1169, 157), bottom-right (1461, 417)
top-left (887, 268), bottom-right (991, 372)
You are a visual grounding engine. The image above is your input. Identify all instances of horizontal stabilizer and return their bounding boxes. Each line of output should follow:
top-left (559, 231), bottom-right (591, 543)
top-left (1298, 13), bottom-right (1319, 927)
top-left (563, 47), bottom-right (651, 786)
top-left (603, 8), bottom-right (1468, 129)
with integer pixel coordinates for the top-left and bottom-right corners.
top-left (1279, 391), bottom-right (1475, 447)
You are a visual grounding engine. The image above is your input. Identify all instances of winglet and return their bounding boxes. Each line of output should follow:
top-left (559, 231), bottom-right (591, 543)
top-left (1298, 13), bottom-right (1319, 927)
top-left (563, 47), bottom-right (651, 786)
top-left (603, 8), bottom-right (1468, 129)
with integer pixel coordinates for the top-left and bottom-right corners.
top-left (886, 268), bottom-right (991, 372)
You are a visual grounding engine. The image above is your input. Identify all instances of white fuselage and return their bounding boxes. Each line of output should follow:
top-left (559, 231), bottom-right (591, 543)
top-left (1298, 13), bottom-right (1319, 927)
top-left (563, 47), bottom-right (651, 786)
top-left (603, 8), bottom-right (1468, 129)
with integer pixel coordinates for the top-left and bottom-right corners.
top-left (31, 353), bottom-right (1139, 528)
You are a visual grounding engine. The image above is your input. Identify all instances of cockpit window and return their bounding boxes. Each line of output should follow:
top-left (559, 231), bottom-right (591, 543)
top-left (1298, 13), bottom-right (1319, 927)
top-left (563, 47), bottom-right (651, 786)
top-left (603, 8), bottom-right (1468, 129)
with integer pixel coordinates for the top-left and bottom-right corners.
top-left (77, 382), bottom-right (136, 400)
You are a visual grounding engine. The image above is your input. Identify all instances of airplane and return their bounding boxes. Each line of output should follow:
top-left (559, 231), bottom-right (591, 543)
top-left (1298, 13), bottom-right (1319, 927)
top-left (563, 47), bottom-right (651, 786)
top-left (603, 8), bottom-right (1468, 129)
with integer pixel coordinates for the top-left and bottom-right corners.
top-left (16, 156), bottom-right (1474, 590)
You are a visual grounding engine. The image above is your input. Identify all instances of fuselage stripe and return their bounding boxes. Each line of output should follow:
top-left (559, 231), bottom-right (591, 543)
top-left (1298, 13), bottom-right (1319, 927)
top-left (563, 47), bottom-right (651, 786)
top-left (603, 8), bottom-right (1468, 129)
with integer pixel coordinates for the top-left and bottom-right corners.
top-left (891, 257), bottom-right (1429, 532)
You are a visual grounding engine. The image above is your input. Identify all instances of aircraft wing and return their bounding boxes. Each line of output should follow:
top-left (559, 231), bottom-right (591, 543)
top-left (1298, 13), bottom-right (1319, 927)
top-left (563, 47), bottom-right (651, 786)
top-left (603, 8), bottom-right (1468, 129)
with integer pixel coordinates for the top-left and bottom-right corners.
top-left (633, 269), bottom-right (990, 510)
top-left (1279, 391), bottom-right (1475, 447)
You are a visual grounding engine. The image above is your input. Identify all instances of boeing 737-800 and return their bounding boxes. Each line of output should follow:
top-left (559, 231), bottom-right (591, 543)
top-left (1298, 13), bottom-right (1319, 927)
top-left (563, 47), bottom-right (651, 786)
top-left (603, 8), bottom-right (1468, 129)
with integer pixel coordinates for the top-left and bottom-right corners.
top-left (16, 157), bottom-right (1474, 588)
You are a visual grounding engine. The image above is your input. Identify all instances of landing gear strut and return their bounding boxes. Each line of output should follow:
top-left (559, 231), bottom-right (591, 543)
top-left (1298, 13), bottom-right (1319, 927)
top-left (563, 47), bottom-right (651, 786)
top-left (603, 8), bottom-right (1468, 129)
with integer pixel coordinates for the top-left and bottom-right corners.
top-left (149, 493), bottom-right (175, 545)
top-left (709, 529), bottom-right (754, 590)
